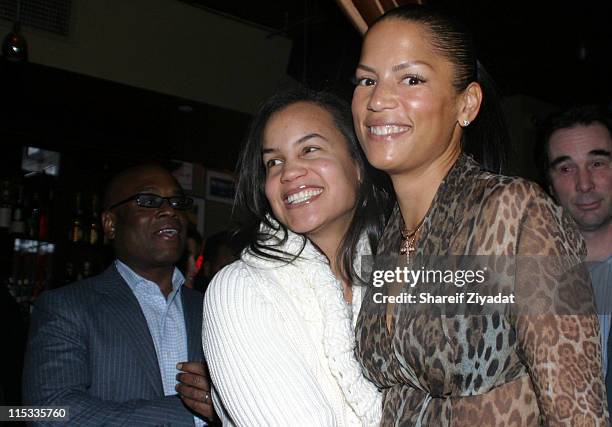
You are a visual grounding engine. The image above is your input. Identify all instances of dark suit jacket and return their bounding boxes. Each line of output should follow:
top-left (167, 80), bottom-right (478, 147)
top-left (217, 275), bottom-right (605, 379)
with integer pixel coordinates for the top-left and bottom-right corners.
top-left (608, 327), bottom-right (612, 416)
top-left (23, 264), bottom-right (205, 426)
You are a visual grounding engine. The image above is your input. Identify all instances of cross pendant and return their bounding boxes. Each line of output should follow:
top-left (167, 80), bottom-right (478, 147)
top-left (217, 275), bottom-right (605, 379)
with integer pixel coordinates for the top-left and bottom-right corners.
top-left (400, 240), bottom-right (416, 263)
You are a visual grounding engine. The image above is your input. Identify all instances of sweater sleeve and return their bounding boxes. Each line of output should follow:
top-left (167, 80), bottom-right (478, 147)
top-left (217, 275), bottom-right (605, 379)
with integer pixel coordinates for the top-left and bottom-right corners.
top-left (202, 263), bottom-right (336, 427)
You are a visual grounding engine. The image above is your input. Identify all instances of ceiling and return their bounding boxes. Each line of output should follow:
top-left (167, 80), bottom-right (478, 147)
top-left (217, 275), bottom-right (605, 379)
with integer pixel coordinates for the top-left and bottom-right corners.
top-left (0, 62), bottom-right (250, 171)
top-left (184, 0), bottom-right (612, 107)
top-left (1, 0), bottom-right (609, 179)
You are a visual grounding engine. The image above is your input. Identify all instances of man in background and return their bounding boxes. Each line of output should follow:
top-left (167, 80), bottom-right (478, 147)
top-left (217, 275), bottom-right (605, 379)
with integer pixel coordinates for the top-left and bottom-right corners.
top-left (23, 164), bottom-right (214, 425)
top-left (201, 230), bottom-right (239, 290)
top-left (542, 105), bottom-right (612, 411)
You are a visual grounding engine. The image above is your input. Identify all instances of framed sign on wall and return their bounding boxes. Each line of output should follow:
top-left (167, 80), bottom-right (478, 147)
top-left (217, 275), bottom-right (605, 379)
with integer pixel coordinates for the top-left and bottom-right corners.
top-left (205, 170), bottom-right (236, 205)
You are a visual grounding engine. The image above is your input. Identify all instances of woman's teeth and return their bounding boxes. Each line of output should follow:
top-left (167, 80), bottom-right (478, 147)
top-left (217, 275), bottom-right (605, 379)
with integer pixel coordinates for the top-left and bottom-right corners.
top-left (368, 125), bottom-right (409, 136)
top-left (287, 188), bottom-right (323, 204)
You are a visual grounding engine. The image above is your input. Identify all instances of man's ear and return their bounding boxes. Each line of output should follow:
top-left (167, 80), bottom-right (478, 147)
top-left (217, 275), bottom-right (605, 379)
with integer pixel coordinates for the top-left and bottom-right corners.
top-left (101, 211), bottom-right (117, 240)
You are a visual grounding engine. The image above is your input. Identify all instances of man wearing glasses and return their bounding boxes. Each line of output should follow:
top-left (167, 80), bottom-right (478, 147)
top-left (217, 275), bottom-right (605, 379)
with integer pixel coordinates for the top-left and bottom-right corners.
top-left (23, 164), bottom-right (215, 425)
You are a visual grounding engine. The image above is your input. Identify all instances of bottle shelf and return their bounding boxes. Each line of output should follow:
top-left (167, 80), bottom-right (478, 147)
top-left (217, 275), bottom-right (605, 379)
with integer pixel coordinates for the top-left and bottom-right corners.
top-left (1, 151), bottom-right (109, 312)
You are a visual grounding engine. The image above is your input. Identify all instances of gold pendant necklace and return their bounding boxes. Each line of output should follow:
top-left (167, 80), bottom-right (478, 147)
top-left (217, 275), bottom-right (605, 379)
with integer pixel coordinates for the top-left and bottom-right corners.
top-left (400, 216), bottom-right (425, 264)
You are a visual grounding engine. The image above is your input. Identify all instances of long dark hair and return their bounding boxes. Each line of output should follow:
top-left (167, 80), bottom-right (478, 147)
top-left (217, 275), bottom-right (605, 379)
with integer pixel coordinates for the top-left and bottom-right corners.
top-left (233, 88), bottom-right (392, 284)
top-left (371, 4), bottom-right (509, 173)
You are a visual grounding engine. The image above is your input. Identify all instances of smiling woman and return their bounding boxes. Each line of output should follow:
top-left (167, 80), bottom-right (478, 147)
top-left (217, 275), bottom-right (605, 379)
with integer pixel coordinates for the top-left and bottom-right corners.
top-left (201, 88), bottom-right (391, 426)
top-left (352, 4), bottom-right (609, 426)
top-left (261, 101), bottom-right (361, 259)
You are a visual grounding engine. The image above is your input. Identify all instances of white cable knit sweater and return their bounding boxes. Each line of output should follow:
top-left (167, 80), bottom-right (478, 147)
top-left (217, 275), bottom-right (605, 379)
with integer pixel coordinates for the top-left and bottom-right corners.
top-left (202, 227), bottom-right (382, 426)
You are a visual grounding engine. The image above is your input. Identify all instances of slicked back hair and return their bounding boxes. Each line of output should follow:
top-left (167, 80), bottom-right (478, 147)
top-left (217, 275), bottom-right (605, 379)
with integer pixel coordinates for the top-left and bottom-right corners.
top-left (370, 4), bottom-right (509, 173)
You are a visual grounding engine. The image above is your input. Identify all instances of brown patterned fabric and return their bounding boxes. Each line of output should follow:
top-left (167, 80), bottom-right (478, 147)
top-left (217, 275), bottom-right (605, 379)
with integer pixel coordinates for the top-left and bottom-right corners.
top-left (355, 153), bottom-right (609, 426)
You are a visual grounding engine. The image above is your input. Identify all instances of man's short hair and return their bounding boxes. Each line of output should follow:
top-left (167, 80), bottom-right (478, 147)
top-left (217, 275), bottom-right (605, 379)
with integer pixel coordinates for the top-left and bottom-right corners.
top-left (103, 162), bottom-right (173, 210)
top-left (537, 105), bottom-right (612, 183)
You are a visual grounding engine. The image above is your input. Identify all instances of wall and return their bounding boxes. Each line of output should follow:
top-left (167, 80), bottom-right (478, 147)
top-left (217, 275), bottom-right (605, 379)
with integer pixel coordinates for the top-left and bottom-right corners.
top-left (502, 94), bottom-right (557, 184)
top-left (0, 0), bottom-right (293, 114)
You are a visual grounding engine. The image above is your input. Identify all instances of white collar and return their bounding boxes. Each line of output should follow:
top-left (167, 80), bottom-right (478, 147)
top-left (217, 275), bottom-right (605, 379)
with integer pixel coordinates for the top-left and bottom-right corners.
top-left (242, 222), bottom-right (381, 425)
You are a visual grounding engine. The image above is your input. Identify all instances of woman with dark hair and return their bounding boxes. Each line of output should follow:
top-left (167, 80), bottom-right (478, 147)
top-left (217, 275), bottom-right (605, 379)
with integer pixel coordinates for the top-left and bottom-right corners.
top-left (352, 4), bottom-right (608, 426)
top-left (202, 89), bottom-right (390, 426)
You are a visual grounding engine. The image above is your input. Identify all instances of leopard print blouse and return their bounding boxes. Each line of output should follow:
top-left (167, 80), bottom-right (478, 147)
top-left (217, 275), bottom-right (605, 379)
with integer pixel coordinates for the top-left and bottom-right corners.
top-left (355, 153), bottom-right (609, 426)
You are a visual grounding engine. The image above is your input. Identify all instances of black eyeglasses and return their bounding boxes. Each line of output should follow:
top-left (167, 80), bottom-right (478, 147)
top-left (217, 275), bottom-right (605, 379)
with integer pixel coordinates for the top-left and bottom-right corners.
top-left (107, 193), bottom-right (194, 211)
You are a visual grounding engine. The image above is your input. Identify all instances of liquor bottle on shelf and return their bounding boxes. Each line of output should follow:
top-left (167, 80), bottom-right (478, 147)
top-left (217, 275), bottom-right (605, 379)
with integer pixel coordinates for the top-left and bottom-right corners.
top-left (21, 277), bottom-right (32, 304)
top-left (10, 185), bottom-right (26, 236)
top-left (64, 261), bottom-right (75, 285)
top-left (0, 180), bottom-right (12, 230)
top-left (82, 261), bottom-right (93, 279)
top-left (14, 279), bottom-right (25, 303)
top-left (69, 192), bottom-right (84, 243)
top-left (6, 276), bottom-right (17, 299)
top-left (88, 194), bottom-right (100, 246)
top-left (76, 262), bottom-right (84, 281)
top-left (38, 188), bottom-right (50, 242)
top-left (28, 192), bottom-right (40, 240)
top-left (7, 245), bottom-right (22, 298)
top-left (10, 241), bottom-right (27, 303)
top-left (32, 246), bottom-right (52, 300)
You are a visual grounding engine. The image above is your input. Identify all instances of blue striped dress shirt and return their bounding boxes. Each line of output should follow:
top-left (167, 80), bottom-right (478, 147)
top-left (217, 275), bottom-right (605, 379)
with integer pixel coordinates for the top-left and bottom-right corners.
top-left (116, 260), bottom-right (205, 426)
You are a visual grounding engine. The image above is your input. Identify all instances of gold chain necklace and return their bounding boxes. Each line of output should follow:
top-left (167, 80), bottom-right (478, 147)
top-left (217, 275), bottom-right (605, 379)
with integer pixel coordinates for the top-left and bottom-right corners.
top-left (400, 216), bottom-right (426, 264)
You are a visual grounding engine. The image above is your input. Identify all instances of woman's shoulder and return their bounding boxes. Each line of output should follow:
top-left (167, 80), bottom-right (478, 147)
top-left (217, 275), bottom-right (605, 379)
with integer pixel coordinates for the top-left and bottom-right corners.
top-left (477, 170), bottom-right (539, 193)
top-left (205, 253), bottom-right (305, 310)
top-left (474, 171), bottom-right (554, 211)
top-left (459, 170), bottom-right (574, 248)
top-left (208, 259), bottom-right (251, 287)
top-left (205, 260), bottom-right (265, 307)
top-left (203, 259), bottom-right (289, 335)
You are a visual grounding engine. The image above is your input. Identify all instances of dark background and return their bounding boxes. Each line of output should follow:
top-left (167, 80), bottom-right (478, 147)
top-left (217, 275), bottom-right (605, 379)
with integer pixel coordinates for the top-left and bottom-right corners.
top-left (2, 0), bottom-right (610, 172)
top-left (0, 0), bottom-right (610, 410)
top-left (184, 0), bottom-right (612, 107)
